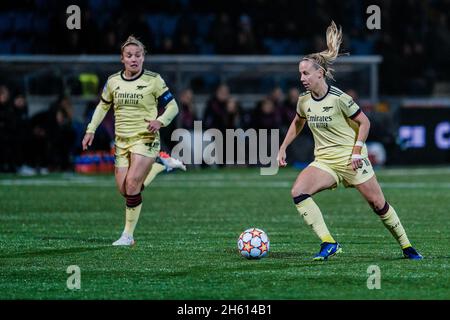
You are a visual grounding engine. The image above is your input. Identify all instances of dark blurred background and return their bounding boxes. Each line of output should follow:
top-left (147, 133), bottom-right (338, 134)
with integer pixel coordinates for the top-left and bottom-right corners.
top-left (0, 0), bottom-right (449, 174)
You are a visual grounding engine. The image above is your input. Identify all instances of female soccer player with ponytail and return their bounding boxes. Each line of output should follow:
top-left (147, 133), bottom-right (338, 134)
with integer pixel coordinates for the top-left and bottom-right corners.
top-left (277, 22), bottom-right (422, 260)
top-left (82, 36), bottom-right (185, 246)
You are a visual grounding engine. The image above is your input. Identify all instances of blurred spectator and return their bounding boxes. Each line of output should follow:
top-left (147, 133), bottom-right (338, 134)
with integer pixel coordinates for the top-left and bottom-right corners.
top-left (178, 88), bottom-right (197, 130)
top-left (252, 97), bottom-right (282, 130)
top-left (29, 107), bottom-right (51, 174)
top-left (224, 97), bottom-right (245, 165)
top-left (176, 88), bottom-right (198, 166)
top-left (83, 100), bottom-right (114, 152)
top-left (28, 96), bottom-right (78, 172)
top-left (48, 106), bottom-right (76, 171)
top-left (225, 97), bottom-right (243, 129)
top-left (236, 15), bottom-right (259, 54)
top-left (268, 86), bottom-right (285, 128)
top-left (250, 97), bottom-right (283, 167)
top-left (281, 87), bottom-right (300, 128)
top-left (59, 96), bottom-right (85, 155)
top-left (202, 83), bottom-right (231, 166)
top-left (269, 86), bottom-right (284, 111)
top-left (209, 13), bottom-right (236, 54)
top-left (203, 83), bottom-right (230, 132)
top-left (11, 94), bottom-right (35, 175)
top-left (0, 85), bottom-right (15, 172)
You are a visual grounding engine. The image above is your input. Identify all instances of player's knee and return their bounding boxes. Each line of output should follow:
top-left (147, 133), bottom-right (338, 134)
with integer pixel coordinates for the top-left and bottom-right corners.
top-left (125, 176), bottom-right (141, 194)
top-left (290, 188), bottom-right (296, 198)
top-left (366, 195), bottom-right (388, 214)
top-left (116, 181), bottom-right (127, 197)
top-left (291, 184), bottom-right (307, 198)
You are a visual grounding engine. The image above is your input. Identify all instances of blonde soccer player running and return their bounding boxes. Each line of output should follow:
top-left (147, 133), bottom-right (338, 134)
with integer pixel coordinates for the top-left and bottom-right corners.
top-left (277, 22), bottom-right (422, 260)
top-left (82, 36), bottom-right (186, 246)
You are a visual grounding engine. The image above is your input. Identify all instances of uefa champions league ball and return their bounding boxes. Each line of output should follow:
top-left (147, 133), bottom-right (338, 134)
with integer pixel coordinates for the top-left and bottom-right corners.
top-left (237, 228), bottom-right (270, 259)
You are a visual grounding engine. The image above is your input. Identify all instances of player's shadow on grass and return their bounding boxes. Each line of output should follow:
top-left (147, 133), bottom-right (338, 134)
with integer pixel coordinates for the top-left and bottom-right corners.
top-left (225, 248), bottom-right (305, 260)
top-left (40, 236), bottom-right (112, 244)
top-left (0, 246), bottom-right (108, 259)
top-left (267, 251), bottom-right (309, 259)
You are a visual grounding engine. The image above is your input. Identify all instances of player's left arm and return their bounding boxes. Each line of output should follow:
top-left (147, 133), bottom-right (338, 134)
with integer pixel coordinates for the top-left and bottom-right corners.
top-left (350, 111), bottom-right (370, 171)
top-left (156, 99), bottom-right (179, 127)
top-left (351, 111), bottom-right (370, 154)
top-left (147, 75), bottom-right (179, 133)
top-left (338, 93), bottom-right (371, 170)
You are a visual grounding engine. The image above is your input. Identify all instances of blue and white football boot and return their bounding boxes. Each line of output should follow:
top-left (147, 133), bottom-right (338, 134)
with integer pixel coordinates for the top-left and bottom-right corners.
top-left (313, 242), bottom-right (342, 261)
top-left (402, 246), bottom-right (423, 260)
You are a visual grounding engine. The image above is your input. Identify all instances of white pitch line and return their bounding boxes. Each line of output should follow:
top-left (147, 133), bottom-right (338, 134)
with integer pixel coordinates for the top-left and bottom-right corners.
top-left (379, 182), bottom-right (450, 189)
top-left (0, 167), bottom-right (449, 183)
top-left (375, 167), bottom-right (450, 176)
top-left (0, 179), bottom-right (449, 189)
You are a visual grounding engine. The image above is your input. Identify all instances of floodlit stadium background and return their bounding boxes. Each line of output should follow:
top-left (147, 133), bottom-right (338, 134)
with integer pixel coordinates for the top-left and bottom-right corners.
top-left (0, 0), bottom-right (449, 173)
top-left (0, 0), bottom-right (449, 301)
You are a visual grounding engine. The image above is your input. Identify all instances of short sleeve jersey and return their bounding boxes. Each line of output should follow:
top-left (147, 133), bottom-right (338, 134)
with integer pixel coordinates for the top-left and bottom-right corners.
top-left (101, 69), bottom-right (174, 140)
top-left (296, 85), bottom-right (367, 161)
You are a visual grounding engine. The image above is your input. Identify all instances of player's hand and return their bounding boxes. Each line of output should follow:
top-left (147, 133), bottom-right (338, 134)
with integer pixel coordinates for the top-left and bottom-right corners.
top-left (351, 154), bottom-right (363, 171)
top-left (277, 148), bottom-right (287, 167)
top-left (146, 120), bottom-right (162, 133)
top-left (82, 133), bottom-right (94, 150)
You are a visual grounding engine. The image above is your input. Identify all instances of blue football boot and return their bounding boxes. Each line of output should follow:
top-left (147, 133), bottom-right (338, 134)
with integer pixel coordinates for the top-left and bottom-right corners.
top-left (402, 246), bottom-right (423, 260)
top-left (313, 242), bottom-right (342, 261)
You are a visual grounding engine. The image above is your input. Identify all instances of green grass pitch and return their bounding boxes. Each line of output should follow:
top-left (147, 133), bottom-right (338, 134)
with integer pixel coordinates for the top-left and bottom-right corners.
top-left (0, 167), bottom-right (449, 299)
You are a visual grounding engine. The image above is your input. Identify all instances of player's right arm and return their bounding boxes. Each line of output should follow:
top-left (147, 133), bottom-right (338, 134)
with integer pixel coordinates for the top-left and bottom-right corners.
top-left (278, 114), bottom-right (306, 167)
top-left (82, 81), bottom-right (113, 150)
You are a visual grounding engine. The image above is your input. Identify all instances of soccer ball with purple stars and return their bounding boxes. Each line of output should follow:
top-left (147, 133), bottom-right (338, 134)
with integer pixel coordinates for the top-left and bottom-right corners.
top-left (237, 228), bottom-right (270, 259)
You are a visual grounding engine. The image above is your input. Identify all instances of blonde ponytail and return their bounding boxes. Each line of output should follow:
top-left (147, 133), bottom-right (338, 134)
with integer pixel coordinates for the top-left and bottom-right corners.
top-left (303, 21), bottom-right (347, 81)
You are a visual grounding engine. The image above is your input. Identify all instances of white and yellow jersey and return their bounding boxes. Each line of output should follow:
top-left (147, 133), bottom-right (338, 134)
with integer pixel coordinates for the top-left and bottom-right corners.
top-left (296, 85), bottom-right (367, 162)
top-left (87, 69), bottom-right (178, 141)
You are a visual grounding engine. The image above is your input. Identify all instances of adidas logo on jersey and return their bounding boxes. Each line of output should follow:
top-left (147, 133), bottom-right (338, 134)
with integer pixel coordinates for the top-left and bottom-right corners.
top-left (307, 108), bottom-right (311, 112)
top-left (115, 86), bottom-right (120, 90)
top-left (362, 169), bottom-right (368, 174)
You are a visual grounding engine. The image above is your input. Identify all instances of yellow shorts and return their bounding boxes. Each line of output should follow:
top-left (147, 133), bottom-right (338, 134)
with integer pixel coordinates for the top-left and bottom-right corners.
top-left (309, 156), bottom-right (374, 188)
top-left (114, 136), bottom-right (160, 167)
